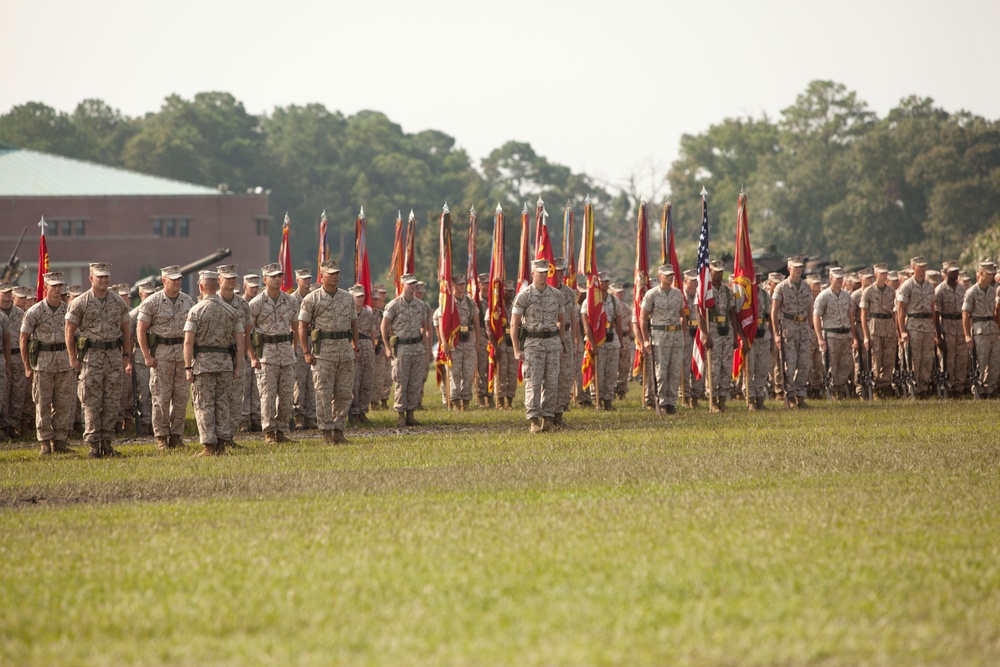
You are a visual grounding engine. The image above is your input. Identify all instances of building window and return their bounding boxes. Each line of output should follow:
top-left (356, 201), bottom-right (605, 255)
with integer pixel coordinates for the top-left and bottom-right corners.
top-left (152, 217), bottom-right (189, 237)
top-left (152, 219), bottom-right (162, 236)
top-left (61, 220), bottom-right (72, 236)
top-left (165, 219), bottom-right (176, 237)
top-left (49, 221), bottom-right (58, 237)
top-left (256, 217), bottom-right (270, 236)
top-left (74, 220), bottom-right (85, 236)
top-left (178, 219), bottom-right (188, 237)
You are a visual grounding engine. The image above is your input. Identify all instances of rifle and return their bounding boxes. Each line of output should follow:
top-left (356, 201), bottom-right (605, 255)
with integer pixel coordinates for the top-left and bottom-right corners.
top-left (969, 344), bottom-right (982, 400)
top-left (1, 227), bottom-right (27, 284)
top-left (649, 348), bottom-right (662, 416)
top-left (131, 358), bottom-right (141, 437)
top-left (821, 334), bottom-right (833, 401)
top-left (932, 340), bottom-right (948, 399)
top-left (858, 345), bottom-right (874, 401)
top-left (776, 340), bottom-right (791, 409)
top-left (891, 344), bottom-right (905, 398)
top-left (901, 341), bottom-right (917, 399)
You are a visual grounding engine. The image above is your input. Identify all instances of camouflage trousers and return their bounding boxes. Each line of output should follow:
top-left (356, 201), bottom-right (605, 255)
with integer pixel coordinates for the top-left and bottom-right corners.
top-left (31, 369), bottom-right (76, 442)
top-left (375, 348), bottom-right (391, 401)
top-left (5, 356), bottom-right (26, 432)
top-left (476, 337), bottom-right (490, 399)
top-left (150, 358), bottom-right (189, 437)
top-left (256, 362), bottom-right (295, 434)
top-left (941, 332), bottom-right (969, 393)
top-left (496, 343), bottom-right (517, 400)
top-left (908, 330), bottom-right (935, 394)
top-left (242, 363), bottom-right (261, 421)
top-left (20, 364), bottom-right (34, 430)
top-left (80, 351), bottom-right (124, 444)
top-left (226, 367), bottom-right (244, 439)
top-left (869, 334), bottom-right (897, 392)
top-left (683, 334), bottom-right (706, 400)
top-left (192, 371), bottom-right (233, 445)
top-left (522, 338), bottom-right (560, 420)
top-left (313, 351), bottom-right (355, 431)
top-left (809, 336), bottom-right (823, 395)
top-left (747, 338), bottom-right (772, 399)
top-left (617, 335), bottom-right (634, 395)
top-left (392, 352), bottom-right (425, 412)
top-left (589, 344), bottom-right (619, 402)
top-left (351, 341), bottom-right (373, 416)
top-left (134, 365), bottom-right (151, 427)
top-left (973, 333), bottom-right (1000, 395)
top-left (781, 323), bottom-right (812, 399)
top-left (652, 336), bottom-right (684, 407)
top-left (825, 334), bottom-right (854, 394)
top-left (293, 353), bottom-right (316, 421)
top-left (448, 342), bottom-right (477, 402)
top-left (709, 332), bottom-right (734, 399)
top-left (573, 344), bottom-right (585, 403)
top-left (557, 335), bottom-right (575, 412)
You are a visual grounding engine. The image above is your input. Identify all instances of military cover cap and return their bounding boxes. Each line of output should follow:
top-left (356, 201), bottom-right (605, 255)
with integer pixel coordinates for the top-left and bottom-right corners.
top-left (12, 286), bottom-right (32, 298)
top-left (873, 263), bottom-right (889, 273)
top-left (504, 280), bottom-right (515, 291)
top-left (958, 271), bottom-right (970, 281)
top-left (234, 288), bottom-right (243, 296)
top-left (886, 271), bottom-right (899, 281)
top-left (348, 284), bottom-right (366, 296)
top-left (848, 272), bottom-right (860, 283)
top-left (942, 260), bottom-right (960, 272)
top-left (415, 281), bottom-right (426, 289)
top-left (217, 264), bottom-right (239, 279)
top-left (806, 274), bottom-right (821, 284)
top-left (708, 259), bottom-right (725, 272)
top-left (43, 271), bottom-right (66, 286)
top-left (295, 268), bottom-right (313, 280)
top-left (66, 284), bottom-right (83, 296)
top-left (160, 265), bottom-right (182, 279)
top-left (0, 282), bottom-right (10, 292)
top-left (553, 257), bottom-right (567, 271)
top-left (372, 283), bottom-right (387, 293)
top-left (401, 273), bottom-right (418, 285)
top-left (243, 274), bottom-right (261, 286)
top-left (90, 262), bottom-right (112, 277)
top-left (376, 285), bottom-right (388, 295)
top-left (829, 268), bottom-right (845, 279)
top-left (788, 256), bottom-right (805, 268)
top-left (910, 256), bottom-right (928, 266)
top-left (979, 259), bottom-right (997, 274)
top-left (199, 270), bottom-right (219, 281)
top-left (320, 259), bottom-right (340, 274)
top-left (531, 259), bottom-right (549, 273)
top-left (597, 270), bottom-right (610, 282)
top-left (683, 269), bottom-right (698, 280)
top-left (477, 272), bottom-right (489, 283)
top-left (657, 264), bottom-right (675, 276)
top-left (452, 274), bottom-right (467, 284)
top-left (768, 272), bottom-right (784, 283)
top-left (260, 263), bottom-right (283, 277)
top-left (114, 283), bottom-right (131, 295)
top-left (926, 269), bottom-right (941, 280)
top-left (309, 284), bottom-right (321, 292)
top-left (859, 267), bottom-right (874, 279)
top-left (610, 282), bottom-right (625, 293)
top-left (576, 276), bottom-right (588, 293)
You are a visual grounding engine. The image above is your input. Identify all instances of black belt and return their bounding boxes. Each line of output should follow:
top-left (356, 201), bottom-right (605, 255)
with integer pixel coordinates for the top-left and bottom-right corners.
top-left (525, 330), bottom-right (560, 339)
top-left (783, 313), bottom-right (808, 323)
top-left (868, 313), bottom-right (892, 319)
top-left (907, 313), bottom-right (931, 319)
top-left (10, 347), bottom-right (19, 354)
top-left (37, 342), bottom-right (67, 352)
top-left (358, 334), bottom-right (370, 340)
top-left (397, 336), bottom-right (422, 345)
top-left (824, 327), bottom-right (850, 334)
top-left (940, 313), bottom-right (962, 320)
top-left (259, 333), bottom-right (293, 344)
top-left (317, 330), bottom-right (352, 340)
top-left (651, 324), bottom-right (679, 332)
top-left (755, 330), bottom-right (769, 341)
top-left (195, 346), bottom-right (231, 356)
top-left (156, 337), bottom-right (184, 345)
top-left (973, 316), bottom-right (995, 322)
top-left (88, 338), bottom-right (123, 350)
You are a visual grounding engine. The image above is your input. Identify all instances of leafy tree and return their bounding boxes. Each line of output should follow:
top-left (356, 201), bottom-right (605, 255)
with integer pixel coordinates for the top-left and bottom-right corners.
top-left (0, 102), bottom-right (99, 160)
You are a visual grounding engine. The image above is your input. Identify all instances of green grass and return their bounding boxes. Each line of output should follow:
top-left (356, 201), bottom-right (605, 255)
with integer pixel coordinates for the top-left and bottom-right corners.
top-left (2, 386), bottom-right (999, 666)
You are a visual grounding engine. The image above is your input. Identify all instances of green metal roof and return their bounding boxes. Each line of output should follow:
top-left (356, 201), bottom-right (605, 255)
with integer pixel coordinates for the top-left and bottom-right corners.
top-left (0, 146), bottom-right (219, 197)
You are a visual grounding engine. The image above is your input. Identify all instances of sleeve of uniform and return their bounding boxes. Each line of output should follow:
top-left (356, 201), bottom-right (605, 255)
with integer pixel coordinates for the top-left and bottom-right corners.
top-left (859, 287), bottom-right (869, 310)
top-left (962, 287), bottom-right (975, 313)
top-left (511, 291), bottom-right (528, 316)
top-left (231, 309), bottom-right (243, 334)
top-left (248, 294), bottom-right (261, 322)
top-left (640, 289), bottom-right (655, 314)
top-left (298, 292), bottom-right (313, 323)
top-left (118, 295), bottom-right (131, 325)
top-left (772, 282), bottom-right (784, 305)
top-left (65, 295), bottom-right (84, 325)
top-left (813, 291), bottom-right (826, 316)
top-left (137, 293), bottom-right (155, 324)
top-left (183, 305), bottom-right (199, 334)
top-left (897, 281), bottom-right (910, 304)
top-left (384, 299), bottom-right (397, 323)
top-left (19, 308), bottom-right (34, 335)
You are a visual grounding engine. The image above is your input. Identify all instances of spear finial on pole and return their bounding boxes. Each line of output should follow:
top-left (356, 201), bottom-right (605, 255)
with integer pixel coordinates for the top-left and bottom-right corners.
top-left (700, 186), bottom-right (708, 198)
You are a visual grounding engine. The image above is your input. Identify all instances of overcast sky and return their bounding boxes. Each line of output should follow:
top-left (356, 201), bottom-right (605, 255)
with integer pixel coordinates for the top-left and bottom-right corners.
top-left (3, 0), bottom-right (998, 195)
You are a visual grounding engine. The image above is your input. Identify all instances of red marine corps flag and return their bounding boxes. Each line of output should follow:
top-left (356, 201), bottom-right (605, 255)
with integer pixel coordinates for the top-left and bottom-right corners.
top-left (435, 203), bottom-right (461, 390)
top-left (579, 195), bottom-right (606, 391)
top-left (632, 200), bottom-right (650, 377)
top-left (731, 189), bottom-right (758, 380)
top-left (354, 207), bottom-right (372, 308)
top-left (486, 203), bottom-right (507, 394)
top-left (278, 212), bottom-right (294, 292)
top-left (692, 188), bottom-right (714, 381)
top-left (36, 216), bottom-right (49, 300)
top-left (534, 202), bottom-right (557, 287)
top-left (387, 211), bottom-right (404, 296)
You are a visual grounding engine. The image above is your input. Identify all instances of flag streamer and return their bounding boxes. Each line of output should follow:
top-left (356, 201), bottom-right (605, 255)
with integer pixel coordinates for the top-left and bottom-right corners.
top-left (36, 216), bottom-right (49, 301)
top-left (486, 203), bottom-right (507, 394)
top-left (731, 192), bottom-right (758, 380)
top-left (355, 207), bottom-right (372, 308)
top-left (279, 213), bottom-right (294, 292)
top-left (632, 201), bottom-right (650, 377)
top-left (580, 196), bottom-right (606, 390)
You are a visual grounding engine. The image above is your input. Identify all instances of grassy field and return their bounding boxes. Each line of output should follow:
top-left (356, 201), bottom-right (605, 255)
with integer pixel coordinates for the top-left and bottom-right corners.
top-left (2, 387), bottom-right (999, 666)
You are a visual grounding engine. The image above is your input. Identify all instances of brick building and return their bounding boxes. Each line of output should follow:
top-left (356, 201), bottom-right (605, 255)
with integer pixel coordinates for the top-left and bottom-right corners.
top-left (0, 144), bottom-right (271, 293)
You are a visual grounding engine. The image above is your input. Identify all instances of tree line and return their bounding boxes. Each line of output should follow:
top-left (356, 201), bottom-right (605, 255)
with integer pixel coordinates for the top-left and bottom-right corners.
top-left (2, 80), bottom-right (998, 289)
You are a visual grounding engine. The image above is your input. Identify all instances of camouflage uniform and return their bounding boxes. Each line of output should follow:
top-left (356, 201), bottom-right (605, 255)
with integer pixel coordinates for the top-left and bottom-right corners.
top-left (640, 285), bottom-right (685, 409)
top-left (773, 277), bottom-right (813, 401)
top-left (292, 288), bottom-right (317, 428)
top-left (351, 304), bottom-right (375, 419)
top-left (0, 309), bottom-right (9, 431)
top-left (748, 285), bottom-right (773, 403)
top-left (513, 283), bottom-right (565, 421)
top-left (963, 280), bottom-right (999, 395)
top-left (248, 290), bottom-right (299, 436)
top-left (707, 281), bottom-right (734, 400)
top-left (220, 292), bottom-right (250, 438)
top-left (682, 289), bottom-right (705, 404)
top-left (65, 289), bottom-right (131, 448)
top-left (128, 303), bottom-right (151, 433)
top-left (300, 285), bottom-right (356, 433)
top-left (1, 303), bottom-right (26, 434)
top-left (814, 286), bottom-right (855, 396)
top-left (588, 293), bottom-right (620, 404)
top-left (557, 283), bottom-right (578, 413)
top-left (372, 305), bottom-right (390, 407)
top-left (185, 294), bottom-right (242, 448)
top-left (860, 282), bottom-right (897, 395)
top-left (497, 299), bottom-right (517, 404)
top-left (138, 289), bottom-right (195, 440)
top-left (384, 295), bottom-right (427, 413)
top-left (934, 279), bottom-right (968, 395)
top-left (616, 298), bottom-right (634, 398)
top-left (897, 276), bottom-right (936, 395)
top-left (21, 299), bottom-right (74, 445)
top-left (448, 294), bottom-right (479, 403)
top-left (476, 292), bottom-right (491, 404)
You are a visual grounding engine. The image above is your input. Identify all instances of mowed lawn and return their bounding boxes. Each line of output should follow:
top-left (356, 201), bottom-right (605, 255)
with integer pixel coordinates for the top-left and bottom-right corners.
top-left (1, 389), bottom-right (999, 666)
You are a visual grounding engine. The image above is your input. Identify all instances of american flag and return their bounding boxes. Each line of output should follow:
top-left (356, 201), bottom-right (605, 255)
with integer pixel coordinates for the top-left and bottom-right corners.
top-left (692, 190), bottom-right (714, 380)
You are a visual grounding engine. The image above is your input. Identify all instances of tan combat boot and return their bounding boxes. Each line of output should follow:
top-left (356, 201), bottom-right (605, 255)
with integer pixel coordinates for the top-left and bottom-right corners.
top-left (528, 418), bottom-right (543, 434)
top-left (39, 441), bottom-right (53, 456)
top-left (156, 436), bottom-right (171, 451)
top-left (332, 430), bottom-right (350, 444)
top-left (462, 399), bottom-right (470, 411)
top-left (294, 414), bottom-right (306, 430)
top-left (757, 396), bottom-right (767, 410)
top-left (357, 413), bottom-right (372, 425)
top-left (196, 443), bottom-right (216, 457)
top-left (710, 397), bottom-right (721, 413)
top-left (51, 440), bottom-right (74, 453)
top-left (396, 412), bottom-right (408, 428)
top-left (405, 410), bottom-right (421, 426)
top-left (102, 441), bottom-right (123, 458)
top-left (264, 431), bottom-right (279, 444)
top-left (552, 413), bottom-right (564, 430)
top-left (238, 420), bottom-right (251, 434)
top-left (275, 431), bottom-right (293, 443)
top-left (87, 442), bottom-right (103, 458)
top-left (718, 397), bottom-right (727, 412)
top-left (168, 434), bottom-right (185, 448)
